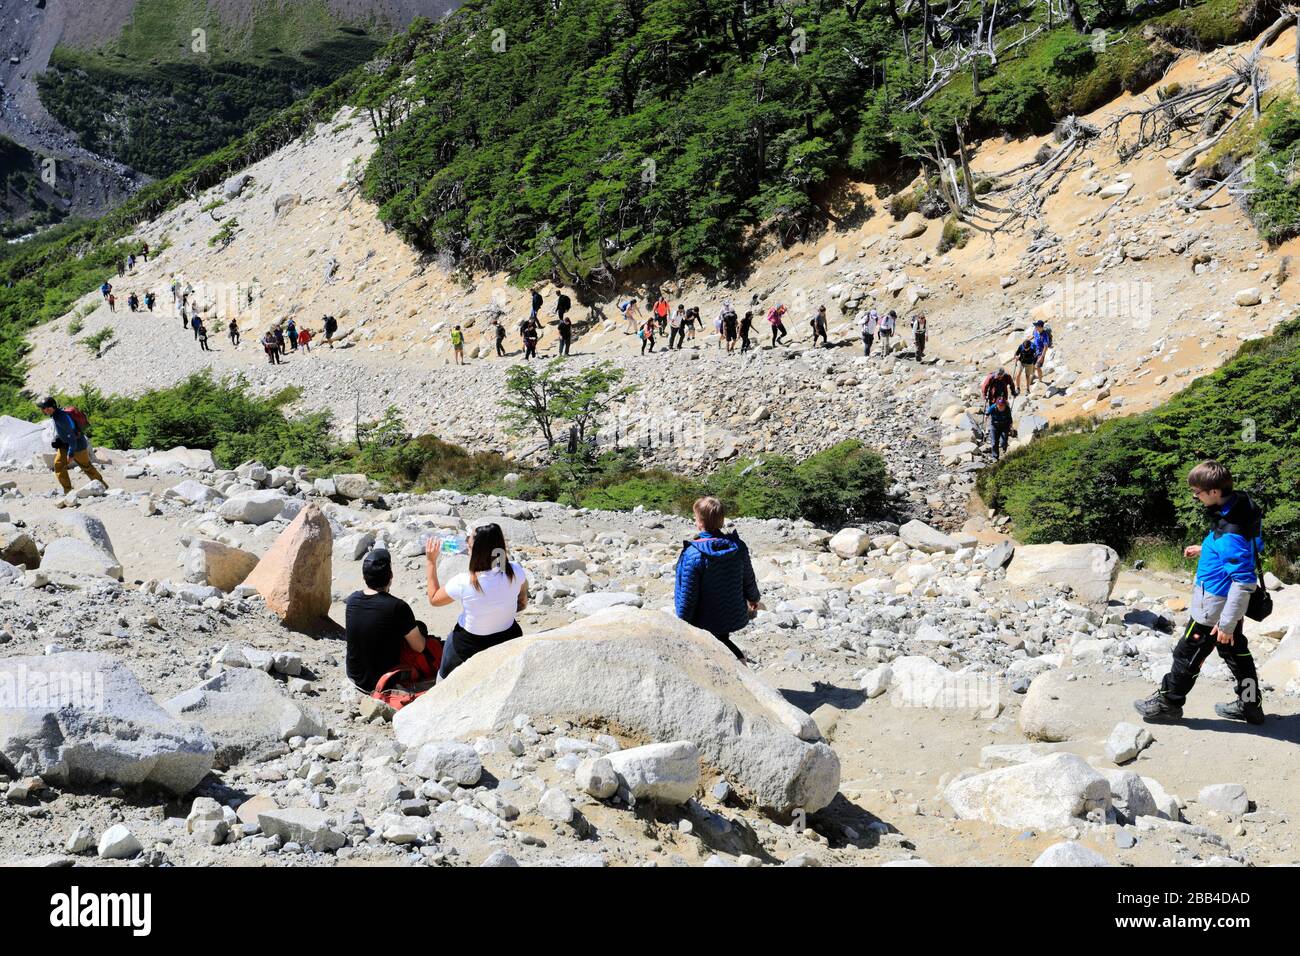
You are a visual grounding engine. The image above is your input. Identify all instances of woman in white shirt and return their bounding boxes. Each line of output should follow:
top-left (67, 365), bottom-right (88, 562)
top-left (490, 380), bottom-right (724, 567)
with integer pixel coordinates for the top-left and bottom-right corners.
top-left (425, 522), bottom-right (528, 680)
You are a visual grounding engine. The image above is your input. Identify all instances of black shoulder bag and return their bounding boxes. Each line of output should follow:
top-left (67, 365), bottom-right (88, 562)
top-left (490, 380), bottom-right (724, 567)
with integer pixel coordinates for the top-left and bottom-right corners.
top-left (1246, 537), bottom-right (1273, 622)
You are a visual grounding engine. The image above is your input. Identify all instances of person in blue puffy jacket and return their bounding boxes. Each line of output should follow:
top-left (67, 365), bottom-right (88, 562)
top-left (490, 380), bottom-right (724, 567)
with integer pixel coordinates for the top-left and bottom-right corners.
top-left (1136, 461), bottom-right (1266, 725)
top-left (674, 496), bottom-right (761, 662)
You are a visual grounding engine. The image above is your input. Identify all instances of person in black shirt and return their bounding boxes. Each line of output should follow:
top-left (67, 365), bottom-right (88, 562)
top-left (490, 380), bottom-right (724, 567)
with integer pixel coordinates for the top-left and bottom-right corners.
top-left (345, 549), bottom-right (431, 692)
top-left (557, 314), bottom-right (572, 356)
top-left (555, 290), bottom-right (571, 323)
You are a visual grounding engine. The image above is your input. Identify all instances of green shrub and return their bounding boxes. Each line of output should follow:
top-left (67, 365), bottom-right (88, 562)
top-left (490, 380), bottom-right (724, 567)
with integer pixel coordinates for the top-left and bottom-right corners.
top-left (81, 328), bottom-right (115, 356)
top-left (791, 440), bottom-right (891, 526)
top-left (978, 321), bottom-right (1300, 570)
top-left (67, 318), bottom-right (84, 336)
top-left (938, 216), bottom-right (969, 253)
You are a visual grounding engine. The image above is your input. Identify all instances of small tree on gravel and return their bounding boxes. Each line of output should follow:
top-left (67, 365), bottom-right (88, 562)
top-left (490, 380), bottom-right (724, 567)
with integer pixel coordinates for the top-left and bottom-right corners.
top-left (501, 360), bottom-right (637, 484)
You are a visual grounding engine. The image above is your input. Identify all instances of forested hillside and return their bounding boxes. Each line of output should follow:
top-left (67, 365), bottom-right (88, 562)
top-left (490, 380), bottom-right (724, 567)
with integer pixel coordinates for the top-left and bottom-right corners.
top-left (359, 0), bottom-right (1281, 286)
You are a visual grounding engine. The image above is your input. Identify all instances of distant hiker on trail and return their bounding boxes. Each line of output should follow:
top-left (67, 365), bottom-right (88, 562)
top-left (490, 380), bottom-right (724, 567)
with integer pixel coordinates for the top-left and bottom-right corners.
top-left (145, 291), bottom-right (156, 312)
top-left (669, 305), bottom-right (685, 350)
top-left (128, 253), bottom-right (136, 271)
top-left (451, 325), bottom-right (465, 365)
top-left (273, 323), bottom-right (287, 356)
top-left (674, 496), bottom-right (761, 663)
top-left (555, 290), bottom-right (571, 324)
top-left (557, 314), bottom-right (572, 356)
top-left (228, 317), bottom-right (240, 347)
top-left (986, 395), bottom-right (1013, 460)
top-left (1136, 460), bottom-right (1267, 727)
top-left (981, 367), bottom-right (1017, 406)
top-left (39, 397), bottom-right (107, 496)
top-left (1013, 334), bottom-right (1039, 393)
top-left (810, 305), bottom-right (829, 348)
top-left (263, 330), bottom-right (282, 365)
top-left (323, 314), bottom-right (338, 348)
top-left (1032, 319), bottom-right (1054, 386)
top-left (529, 287), bottom-right (543, 320)
top-left (722, 301), bottom-right (739, 353)
top-left (100, 281), bottom-right (112, 300)
top-left (286, 319), bottom-right (298, 352)
top-left (194, 316), bottom-right (211, 352)
top-left (524, 318), bottom-right (542, 360)
top-left (640, 315), bottom-right (656, 354)
top-left (127, 293), bottom-right (139, 313)
top-left (912, 312), bottom-right (928, 361)
top-left (654, 295), bottom-right (670, 335)
top-left (107, 293), bottom-right (116, 313)
top-left (192, 311), bottom-right (203, 340)
top-left (425, 523), bottom-right (527, 682)
top-left (878, 309), bottom-right (897, 355)
top-left (141, 243), bottom-right (149, 261)
top-left (493, 317), bottom-right (507, 356)
top-left (619, 298), bottom-right (641, 334)
top-left (860, 308), bottom-right (878, 356)
top-left (767, 304), bottom-right (789, 347)
top-left (739, 310), bottom-right (753, 352)
top-left (182, 305), bottom-right (190, 330)
top-left (169, 279), bottom-right (180, 306)
top-left (346, 548), bottom-right (436, 694)
top-left (298, 326), bottom-right (312, 352)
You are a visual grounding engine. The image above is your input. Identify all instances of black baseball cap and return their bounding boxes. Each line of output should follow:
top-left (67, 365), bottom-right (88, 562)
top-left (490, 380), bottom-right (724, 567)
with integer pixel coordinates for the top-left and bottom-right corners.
top-left (361, 548), bottom-right (392, 583)
top-left (38, 396), bottom-right (57, 410)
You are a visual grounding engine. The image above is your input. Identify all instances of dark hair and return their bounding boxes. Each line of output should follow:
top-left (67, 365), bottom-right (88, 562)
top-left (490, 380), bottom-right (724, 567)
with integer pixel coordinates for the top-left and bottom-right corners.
top-left (38, 396), bottom-right (56, 410)
top-left (468, 523), bottom-right (513, 592)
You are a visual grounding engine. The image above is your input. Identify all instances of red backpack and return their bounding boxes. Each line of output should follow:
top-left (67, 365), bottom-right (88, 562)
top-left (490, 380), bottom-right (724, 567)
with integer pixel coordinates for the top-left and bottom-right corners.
top-left (371, 641), bottom-right (443, 711)
top-left (63, 406), bottom-right (90, 435)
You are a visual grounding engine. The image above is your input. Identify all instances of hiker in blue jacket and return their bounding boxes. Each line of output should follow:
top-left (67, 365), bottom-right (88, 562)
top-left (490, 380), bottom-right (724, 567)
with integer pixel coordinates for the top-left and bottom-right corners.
top-left (38, 397), bottom-right (107, 495)
top-left (1136, 460), bottom-right (1266, 725)
top-left (674, 496), bottom-right (761, 662)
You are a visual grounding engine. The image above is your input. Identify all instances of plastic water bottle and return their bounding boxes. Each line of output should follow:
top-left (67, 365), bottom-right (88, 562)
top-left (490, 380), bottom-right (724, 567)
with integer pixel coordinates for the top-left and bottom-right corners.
top-left (441, 534), bottom-right (467, 555)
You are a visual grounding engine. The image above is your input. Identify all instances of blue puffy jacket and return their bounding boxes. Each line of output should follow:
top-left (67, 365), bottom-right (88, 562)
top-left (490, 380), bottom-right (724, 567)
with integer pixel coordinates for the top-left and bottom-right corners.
top-left (674, 531), bottom-right (761, 637)
top-left (1196, 491), bottom-right (1263, 598)
top-left (50, 408), bottom-right (88, 455)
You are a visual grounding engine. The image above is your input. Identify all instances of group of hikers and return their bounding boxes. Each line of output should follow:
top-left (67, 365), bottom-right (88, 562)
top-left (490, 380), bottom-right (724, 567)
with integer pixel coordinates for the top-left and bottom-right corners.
top-left (344, 495), bottom-right (761, 697)
top-left (339, 460), bottom-right (1270, 730)
top-left (469, 288), bottom-right (935, 363)
top-left (976, 318), bottom-right (1055, 461)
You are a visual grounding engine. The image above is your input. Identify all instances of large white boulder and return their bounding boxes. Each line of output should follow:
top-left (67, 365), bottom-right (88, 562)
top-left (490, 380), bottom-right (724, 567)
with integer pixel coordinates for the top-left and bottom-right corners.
top-left (393, 607), bottom-right (840, 813)
top-left (140, 447), bottom-right (216, 473)
top-left (1005, 543), bottom-right (1120, 604)
top-left (39, 538), bottom-right (123, 581)
top-left (0, 415), bottom-right (51, 465)
top-left (829, 528), bottom-right (871, 559)
top-left (0, 653), bottom-right (214, 793)
top-left (167, 479), bottom-right (227, 506)
top-left (218, 490), bottom-right (289, 525)
top-left (1018, 668), bottom-right (1086, 742)
top-left (898, 520), bottom-right (960, 554)
top-left (944, 753), bottom-right (1111, 830)
top-left (162, 668), bottom-right (324, 769)
top-left (605, 741), bottom-right (700, 804)
top-left (886, 655), bottom-right (1001, 716)
top-left (1032, 841), bottom-right (1110, 867)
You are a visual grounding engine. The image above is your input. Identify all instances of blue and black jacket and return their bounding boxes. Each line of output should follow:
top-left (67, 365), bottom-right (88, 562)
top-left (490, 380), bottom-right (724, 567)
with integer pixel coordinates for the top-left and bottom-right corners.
top-left (674, 530), bottom-right (761, 638)
top-left (1191, 491), bottom-right (1263, 631)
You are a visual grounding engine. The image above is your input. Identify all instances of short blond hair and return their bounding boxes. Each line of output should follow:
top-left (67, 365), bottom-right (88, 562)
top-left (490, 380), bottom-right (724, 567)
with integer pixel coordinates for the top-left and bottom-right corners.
top-left (693, 496), bottom-right (726, 532)
top-left (1188, 460), bottom-right (1233, 492)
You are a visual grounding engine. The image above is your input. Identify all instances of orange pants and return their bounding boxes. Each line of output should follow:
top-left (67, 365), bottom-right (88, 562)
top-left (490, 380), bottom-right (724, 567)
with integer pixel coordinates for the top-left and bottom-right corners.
top-left (54, 447), bottom-right (106, 493)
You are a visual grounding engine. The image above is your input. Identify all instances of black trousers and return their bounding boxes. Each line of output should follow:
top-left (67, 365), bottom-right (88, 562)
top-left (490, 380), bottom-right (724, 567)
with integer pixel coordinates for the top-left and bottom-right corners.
top-left (862, 332), bottom-right (873, 356)
top-left (710, 631), bottom-right (746, 661)
top-left (1160, 619), bottom-right (1260, 706)
top-left (558, 334), bottom-right (571, 355)
top-left (915, 332), bottom-right (926, 360)
top-left (668, 327), bottom-right (684, 349)
top-left (496, 337), bottom-right (505, 356)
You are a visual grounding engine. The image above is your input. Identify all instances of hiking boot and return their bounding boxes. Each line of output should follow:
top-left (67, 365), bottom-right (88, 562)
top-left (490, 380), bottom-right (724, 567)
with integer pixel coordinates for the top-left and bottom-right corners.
top-left (1133, 692), bottom-right (1183, 723)
top-left (1214, 699), bottom-right (1266, 725)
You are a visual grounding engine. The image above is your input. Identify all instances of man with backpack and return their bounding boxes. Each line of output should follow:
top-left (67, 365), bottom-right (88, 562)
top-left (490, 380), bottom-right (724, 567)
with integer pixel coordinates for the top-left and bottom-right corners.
top-left (981, 367), bottom-right (1018, 406)
top-left (323, 314), bottom-right (339, 347)
top-left (674, 497), bottom-right (762, 662)
top-left (345, 549), bottom-right (436, 694)
top-left (986, 394), bottom-right (1013, 460)
top-left (555, 290), bottom-right (571, 325)
top-left (1031, 319), bottom-right (1054, 386)
top-left (860, 308), bottom-right (878, 357)
top-left (878, 309), bottom-right (897, 355)
top-left (493, 318), bottom-right (507, 356)
top-left (912, 313), bottom-right (928, 361)
top-left (1013, 334), bottom-right (1038, 394)
top-left (39, 398), bottom-right (108, 496)
top-left (1135, 461), bottom-right (1268, 726)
